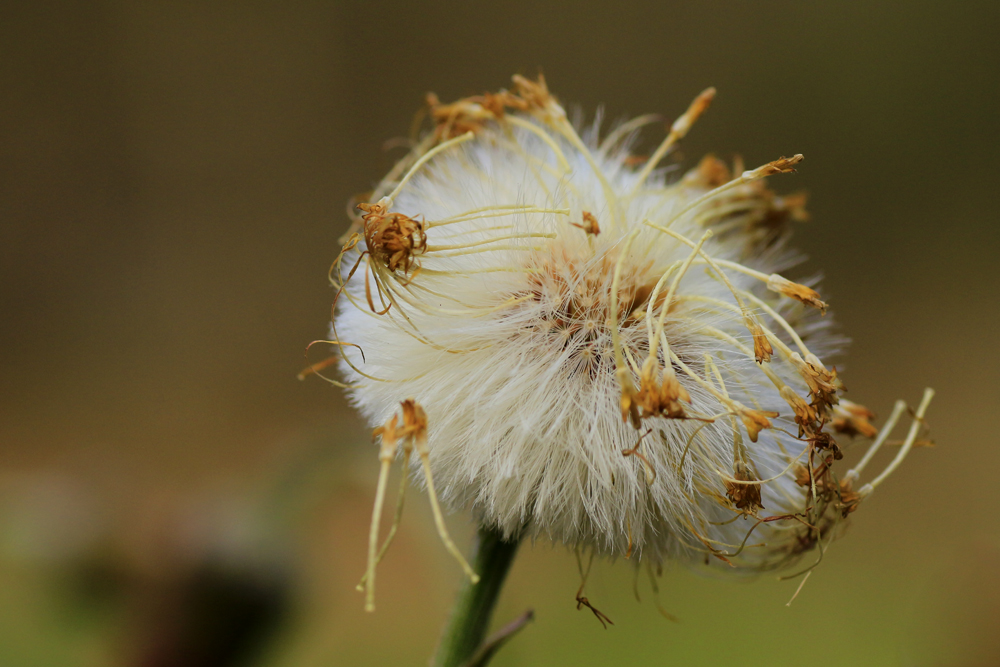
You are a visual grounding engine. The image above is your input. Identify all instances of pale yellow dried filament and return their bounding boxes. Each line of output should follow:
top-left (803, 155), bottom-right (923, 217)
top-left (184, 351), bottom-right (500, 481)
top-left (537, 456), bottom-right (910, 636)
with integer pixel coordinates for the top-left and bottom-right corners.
top-left (425, 232), bottom-right (556, 252)
top-left (504, 115), bottom-right (572, 172)
top-left (419, 266), bottom-right (542, 276)
top-left (695, 324), bottom-right (786, 388)
top-left (650, 231), bottom-right (714, 364)
top-left (598, 114), bottom-right (664, 156)
top-left (357, 448), bottom-right (412, 591)
top-left (551, 121), bottom-right (620, 229)
top-left (416, 435), bottom-right (480, 584)
top-left (716, 443), bottom-right (810, 486)
top-left (610, 230), bottom-right (642, 380)
top-left (386, 131), bottom-right (476, 203)
top-left (861, 388), bottom-right (934, 494)
top-left (844, 400), bottom-right (907, 482)
top-left (644, 222), bottom-right (753, 317)
top-left (364, 428), bottom-right (399, 612)
top-left (657, 155), bottom-right (803, 231)
top-left (668, 347), bottom-right (739, 410)
top-left (632, 87), bottom-right (716, 194)
top-left (738, 290), bottom-right (811, 357)
top-left (369, 133), bottom-right (437, 205)
top-left (428, 207), bottom-right (570, 229)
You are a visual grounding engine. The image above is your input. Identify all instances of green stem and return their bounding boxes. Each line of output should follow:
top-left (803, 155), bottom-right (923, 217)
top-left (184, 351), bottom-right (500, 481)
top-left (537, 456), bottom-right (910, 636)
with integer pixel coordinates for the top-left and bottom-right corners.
top-left (431, 525), bottom-right (521, 667)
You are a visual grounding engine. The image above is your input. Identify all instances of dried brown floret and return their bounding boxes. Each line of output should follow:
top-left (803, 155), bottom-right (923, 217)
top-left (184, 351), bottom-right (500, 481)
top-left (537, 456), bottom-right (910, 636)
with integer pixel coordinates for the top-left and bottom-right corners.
top-left (739, 407), bottom-right (779, 443)
top-left (807, 430), bottom-right (843, 460)
top-left (780, 386), bottom-right (818, 438)
top-left (743, 191), bottom-right (809, 250)
top-left (358, 201), bottom-right (427, 274)
top-left (792, 463), bottom-right (813, 489)
top-left (510, 73), bottom-right (555, 111)
top-left (617, 370), bottom-right (642, 429)
top-left (831, 400), bottom-right (878, 439)
top-left (571, 211), bottom-right (601, 236)
top-left (667, 87), bottom-right (716, 143)
top-left (743, 313), bottom-right (773, 364)
top-left (772, 192), bottom-right (810, 223)
top-left (425, 74), bottom-right (557, 141)
top-left (790, 352), bottom-right (842, 418)
top-left (837, 478), bottom-right (863, 517)
top-left (767, 274), bottom-right (829, 314)
top-left (679, 154), bottom-right (810, 255)
top-left (634, 361), bottom-right (691, 420)
top-left (426, 91), bottom-right (512, 140)
top-left (750, 154), bottom-right (804, 177)
top-left (725, 460), bottom-right (764, 513)
top-left (683, 154), bottom-right (732, 188)
top-left (399, 398), bottom-right (428, 440)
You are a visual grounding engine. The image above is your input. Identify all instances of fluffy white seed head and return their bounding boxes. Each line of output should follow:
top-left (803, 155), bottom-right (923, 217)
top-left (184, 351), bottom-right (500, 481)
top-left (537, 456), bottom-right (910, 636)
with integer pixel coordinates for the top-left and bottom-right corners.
top-left (326, 76), bottom-right (932, 577)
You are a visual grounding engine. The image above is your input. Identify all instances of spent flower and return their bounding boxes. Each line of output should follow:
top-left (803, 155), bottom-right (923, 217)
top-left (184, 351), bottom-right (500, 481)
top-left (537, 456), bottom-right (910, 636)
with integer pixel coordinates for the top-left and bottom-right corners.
top-left (313, 74), bottom-right (935, 609)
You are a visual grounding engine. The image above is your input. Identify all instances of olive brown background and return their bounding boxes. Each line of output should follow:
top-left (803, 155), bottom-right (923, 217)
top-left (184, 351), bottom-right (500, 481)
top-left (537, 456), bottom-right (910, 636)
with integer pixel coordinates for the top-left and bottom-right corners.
top-left (2, 2), bottom-right (998, 666)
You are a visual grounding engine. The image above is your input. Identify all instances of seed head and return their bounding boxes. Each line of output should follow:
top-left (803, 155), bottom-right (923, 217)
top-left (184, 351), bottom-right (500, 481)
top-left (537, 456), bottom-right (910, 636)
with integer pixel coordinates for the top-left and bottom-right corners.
top-left (322, 75), bottom-right (935, 595)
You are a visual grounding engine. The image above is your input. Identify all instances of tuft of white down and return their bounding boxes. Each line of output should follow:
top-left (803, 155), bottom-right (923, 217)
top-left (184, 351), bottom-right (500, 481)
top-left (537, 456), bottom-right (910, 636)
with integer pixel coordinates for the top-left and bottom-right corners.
top-left (336, 115), bottom-right (839, 571)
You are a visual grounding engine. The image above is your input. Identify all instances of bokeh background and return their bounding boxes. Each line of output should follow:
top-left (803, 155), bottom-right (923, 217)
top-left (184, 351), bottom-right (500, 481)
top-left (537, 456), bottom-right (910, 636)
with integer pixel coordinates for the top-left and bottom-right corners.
top-left (2, 1), bottom-right (998, 665)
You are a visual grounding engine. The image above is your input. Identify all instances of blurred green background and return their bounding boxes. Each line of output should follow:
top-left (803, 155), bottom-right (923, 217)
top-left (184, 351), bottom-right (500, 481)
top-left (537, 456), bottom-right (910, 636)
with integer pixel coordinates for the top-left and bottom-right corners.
top-left (2, 1), bottom-right (998, 665)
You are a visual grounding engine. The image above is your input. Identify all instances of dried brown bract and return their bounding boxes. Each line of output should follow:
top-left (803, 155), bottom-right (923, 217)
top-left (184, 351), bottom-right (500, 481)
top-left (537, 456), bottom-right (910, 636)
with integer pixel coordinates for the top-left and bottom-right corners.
top-left (358, 201), bottom-right (427, 273)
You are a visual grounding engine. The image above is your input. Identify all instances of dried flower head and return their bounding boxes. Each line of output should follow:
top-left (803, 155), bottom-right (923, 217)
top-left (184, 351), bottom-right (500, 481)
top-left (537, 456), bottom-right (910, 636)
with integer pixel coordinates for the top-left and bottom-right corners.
top-left (319, 75), bottom-right (934, 606)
